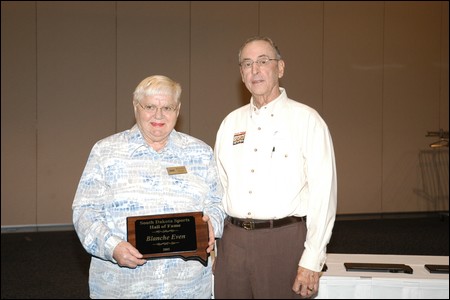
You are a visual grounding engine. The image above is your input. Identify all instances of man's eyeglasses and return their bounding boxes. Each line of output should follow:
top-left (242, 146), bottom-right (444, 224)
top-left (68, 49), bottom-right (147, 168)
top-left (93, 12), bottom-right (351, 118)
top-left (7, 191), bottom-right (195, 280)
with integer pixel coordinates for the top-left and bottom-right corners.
top-left (137, 102), bottom-right (178, 114)
top-left (239, 56), bottom-right (279, 69)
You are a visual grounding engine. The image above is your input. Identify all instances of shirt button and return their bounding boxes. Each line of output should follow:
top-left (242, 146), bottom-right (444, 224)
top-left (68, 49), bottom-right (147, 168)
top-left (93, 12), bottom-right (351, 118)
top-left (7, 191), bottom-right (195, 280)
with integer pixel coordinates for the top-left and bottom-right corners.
top-left (251, 169), bottom-right (255, 173)
top-left (254, 148), bottom-right (258, 152)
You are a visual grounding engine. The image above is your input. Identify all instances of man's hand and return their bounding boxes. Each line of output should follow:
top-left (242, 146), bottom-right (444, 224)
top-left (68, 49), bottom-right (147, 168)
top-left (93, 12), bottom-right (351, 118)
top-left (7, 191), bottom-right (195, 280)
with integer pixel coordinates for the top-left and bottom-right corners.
top-left (292, 266), bottom-right (320, 297)
top-left (113, 241), bottom-right (147, 268)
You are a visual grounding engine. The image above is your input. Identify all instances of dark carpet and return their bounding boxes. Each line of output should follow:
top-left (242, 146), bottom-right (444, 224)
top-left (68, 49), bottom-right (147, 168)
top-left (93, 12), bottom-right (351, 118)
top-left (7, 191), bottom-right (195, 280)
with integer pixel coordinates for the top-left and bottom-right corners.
top-left (1, 215), bottom-right (448, 299)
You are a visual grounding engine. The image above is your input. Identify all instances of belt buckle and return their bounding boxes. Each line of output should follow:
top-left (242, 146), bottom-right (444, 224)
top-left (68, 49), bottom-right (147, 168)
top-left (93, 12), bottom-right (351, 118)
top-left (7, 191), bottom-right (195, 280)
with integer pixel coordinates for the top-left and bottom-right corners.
top-left (242, 220), bottom-right (255, 230)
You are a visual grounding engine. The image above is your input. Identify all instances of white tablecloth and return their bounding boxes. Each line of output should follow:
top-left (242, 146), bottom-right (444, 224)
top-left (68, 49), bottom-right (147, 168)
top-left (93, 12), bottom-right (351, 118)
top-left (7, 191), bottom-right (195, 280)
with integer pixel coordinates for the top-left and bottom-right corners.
top-left (315, 253), bottom-right (449, 299)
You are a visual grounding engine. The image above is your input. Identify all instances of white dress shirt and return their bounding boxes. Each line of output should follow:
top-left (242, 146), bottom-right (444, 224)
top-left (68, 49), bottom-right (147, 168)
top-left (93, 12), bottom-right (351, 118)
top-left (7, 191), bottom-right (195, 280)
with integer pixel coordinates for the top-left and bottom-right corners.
top-left (214, 88), bottom-right (337, 271)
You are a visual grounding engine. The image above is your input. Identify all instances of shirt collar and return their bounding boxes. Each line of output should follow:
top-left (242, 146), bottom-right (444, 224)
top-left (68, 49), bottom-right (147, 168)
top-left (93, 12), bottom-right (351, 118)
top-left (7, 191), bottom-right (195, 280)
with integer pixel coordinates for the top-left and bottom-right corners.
top-left (249, 87), bottom-right (287, 118)
top-left (128, 124), bottom-right (184, 157)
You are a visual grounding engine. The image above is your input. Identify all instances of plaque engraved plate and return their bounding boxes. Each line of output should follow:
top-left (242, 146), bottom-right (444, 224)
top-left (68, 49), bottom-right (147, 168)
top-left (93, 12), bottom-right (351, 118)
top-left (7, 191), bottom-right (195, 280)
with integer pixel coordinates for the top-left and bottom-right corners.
top-left (127, 212), bottom-right (209, 266)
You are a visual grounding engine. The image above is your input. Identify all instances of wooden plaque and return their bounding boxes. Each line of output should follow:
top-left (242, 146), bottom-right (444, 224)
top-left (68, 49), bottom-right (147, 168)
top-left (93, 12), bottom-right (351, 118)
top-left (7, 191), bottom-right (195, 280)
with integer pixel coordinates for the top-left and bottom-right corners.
top-left (127, 212), bottom-right (209, 266)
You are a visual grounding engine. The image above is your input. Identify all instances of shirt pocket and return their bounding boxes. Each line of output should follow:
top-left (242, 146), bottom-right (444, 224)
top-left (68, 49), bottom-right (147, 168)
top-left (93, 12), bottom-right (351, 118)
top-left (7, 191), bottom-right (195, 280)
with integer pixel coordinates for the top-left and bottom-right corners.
top-left (269, 134), bottom-right (304, 185)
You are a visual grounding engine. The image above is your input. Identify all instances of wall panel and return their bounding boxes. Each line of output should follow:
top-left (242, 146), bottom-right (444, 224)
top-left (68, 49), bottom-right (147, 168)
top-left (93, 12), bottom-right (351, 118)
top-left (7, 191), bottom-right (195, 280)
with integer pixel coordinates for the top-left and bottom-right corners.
top-left (190, 1), bottom-right (259, 146)
top-left (36, 1), bottom-right (117, 225)
top-left (322, 1), bottom-right (385, 214)
top-left (439, 1), bottom-right (449, 131)
top-left (382, 1), bottom-right (444, 212)
top-left (116, 2), bottom-right (191, 133)
top-left (1, 1), bottom-right (38, 227)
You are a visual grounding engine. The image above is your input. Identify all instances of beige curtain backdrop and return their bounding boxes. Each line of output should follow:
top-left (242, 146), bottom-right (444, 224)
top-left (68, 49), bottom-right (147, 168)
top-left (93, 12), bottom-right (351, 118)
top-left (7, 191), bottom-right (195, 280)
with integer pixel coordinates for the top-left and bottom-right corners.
top-left (1, 1), bottom-right (448, 229)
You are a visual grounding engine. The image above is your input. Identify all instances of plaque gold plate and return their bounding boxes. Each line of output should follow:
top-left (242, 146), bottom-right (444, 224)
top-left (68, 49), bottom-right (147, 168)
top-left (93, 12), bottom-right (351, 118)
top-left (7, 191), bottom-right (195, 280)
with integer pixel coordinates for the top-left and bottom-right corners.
top-left (127, 212), bottom-right (209, 266)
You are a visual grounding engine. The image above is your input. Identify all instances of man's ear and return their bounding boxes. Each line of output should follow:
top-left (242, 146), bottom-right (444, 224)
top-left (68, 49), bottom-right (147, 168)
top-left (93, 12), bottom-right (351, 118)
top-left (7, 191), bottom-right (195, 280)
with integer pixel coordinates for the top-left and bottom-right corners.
top-left (278, 59), bottom-right (285, 78)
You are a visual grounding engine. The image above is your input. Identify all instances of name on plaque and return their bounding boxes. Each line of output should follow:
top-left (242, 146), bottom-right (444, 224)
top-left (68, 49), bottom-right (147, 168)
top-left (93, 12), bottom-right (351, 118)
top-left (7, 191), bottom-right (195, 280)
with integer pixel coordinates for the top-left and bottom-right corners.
top-left (127, 212), bottom-right (209, 266)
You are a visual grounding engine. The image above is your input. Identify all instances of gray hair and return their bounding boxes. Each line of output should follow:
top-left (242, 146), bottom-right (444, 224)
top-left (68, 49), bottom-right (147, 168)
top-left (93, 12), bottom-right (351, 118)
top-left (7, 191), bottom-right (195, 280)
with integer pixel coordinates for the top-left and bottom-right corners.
top-left (238, 36), bottom-right (282, 62)
top-left (133, 75), bottom-right (182, 104)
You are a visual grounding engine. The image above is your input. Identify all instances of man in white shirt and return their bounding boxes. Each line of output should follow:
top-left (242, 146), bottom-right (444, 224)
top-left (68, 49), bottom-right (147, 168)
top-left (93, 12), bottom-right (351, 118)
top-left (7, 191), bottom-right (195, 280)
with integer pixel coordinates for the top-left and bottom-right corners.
top-left (214, 36), bottom-right (337, 298)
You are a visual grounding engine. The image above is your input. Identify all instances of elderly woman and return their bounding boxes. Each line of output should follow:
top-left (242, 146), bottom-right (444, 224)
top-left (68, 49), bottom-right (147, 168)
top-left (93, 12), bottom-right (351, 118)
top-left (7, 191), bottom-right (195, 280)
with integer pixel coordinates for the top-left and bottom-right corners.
top-left (73, 75), bottom-right (225, 299)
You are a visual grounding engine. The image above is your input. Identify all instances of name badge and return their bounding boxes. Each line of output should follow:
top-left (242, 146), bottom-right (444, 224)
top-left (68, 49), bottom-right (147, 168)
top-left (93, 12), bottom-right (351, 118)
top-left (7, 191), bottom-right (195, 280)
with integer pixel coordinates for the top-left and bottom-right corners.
top-left (167, 166), bottom-right (187, 175)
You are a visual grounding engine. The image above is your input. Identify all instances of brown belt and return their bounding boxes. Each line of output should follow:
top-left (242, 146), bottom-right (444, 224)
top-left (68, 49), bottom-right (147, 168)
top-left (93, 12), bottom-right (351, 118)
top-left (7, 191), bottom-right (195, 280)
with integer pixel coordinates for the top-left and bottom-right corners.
top-left (228, 216), bottom-right (305, 230)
